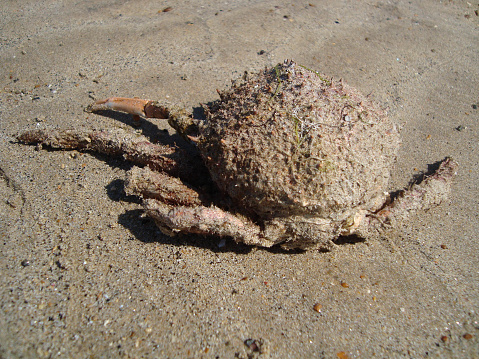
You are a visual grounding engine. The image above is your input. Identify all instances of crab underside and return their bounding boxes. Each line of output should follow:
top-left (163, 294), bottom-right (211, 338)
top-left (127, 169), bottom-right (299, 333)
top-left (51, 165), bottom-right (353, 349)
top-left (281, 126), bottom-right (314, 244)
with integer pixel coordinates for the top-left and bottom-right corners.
top-left (17, 61), bottom-right (458, 250)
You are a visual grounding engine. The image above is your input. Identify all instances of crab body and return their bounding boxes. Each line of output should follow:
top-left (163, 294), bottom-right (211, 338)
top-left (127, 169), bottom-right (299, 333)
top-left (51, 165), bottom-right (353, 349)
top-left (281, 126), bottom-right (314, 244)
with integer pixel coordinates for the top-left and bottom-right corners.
top-left (18, 60), bottom-right (457, 250)
top-left (198, 61), bottom-right (399, 247)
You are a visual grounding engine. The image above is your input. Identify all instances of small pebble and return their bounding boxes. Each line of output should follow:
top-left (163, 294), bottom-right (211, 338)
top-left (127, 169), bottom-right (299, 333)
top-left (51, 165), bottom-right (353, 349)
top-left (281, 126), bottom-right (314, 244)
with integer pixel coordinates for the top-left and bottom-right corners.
top-left (21, 259), bottom-right (31, 267)
top-left (313, 303), bottom-right (322, 312)
top-left (244, 339), bottom-right (260, 352)
top-left (463, 333), bottom-right (473, 340)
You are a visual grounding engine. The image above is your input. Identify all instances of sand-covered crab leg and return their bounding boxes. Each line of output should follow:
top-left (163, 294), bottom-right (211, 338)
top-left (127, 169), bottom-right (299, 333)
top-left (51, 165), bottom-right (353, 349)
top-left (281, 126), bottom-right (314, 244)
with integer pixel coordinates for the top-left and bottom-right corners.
top-left (125, 166), bottom-right (207, 207)
top-left (143, 198), bottom-right (278, 248)
top-left (355, 157), bottom-right (458, 238)
top-left (17, 128), bottom-right (207, 183)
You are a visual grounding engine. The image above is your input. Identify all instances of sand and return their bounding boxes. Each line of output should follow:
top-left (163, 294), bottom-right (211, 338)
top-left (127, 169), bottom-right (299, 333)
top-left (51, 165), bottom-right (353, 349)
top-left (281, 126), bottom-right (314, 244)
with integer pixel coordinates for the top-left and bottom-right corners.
top-left (0, 0), bottom-right (478, 357)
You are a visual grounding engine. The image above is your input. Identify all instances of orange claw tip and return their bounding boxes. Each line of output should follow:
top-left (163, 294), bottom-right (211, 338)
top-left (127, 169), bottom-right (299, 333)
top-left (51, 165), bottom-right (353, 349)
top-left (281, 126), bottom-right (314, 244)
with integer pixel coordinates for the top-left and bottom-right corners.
top-left (86, 97), bottom-right (149, 117)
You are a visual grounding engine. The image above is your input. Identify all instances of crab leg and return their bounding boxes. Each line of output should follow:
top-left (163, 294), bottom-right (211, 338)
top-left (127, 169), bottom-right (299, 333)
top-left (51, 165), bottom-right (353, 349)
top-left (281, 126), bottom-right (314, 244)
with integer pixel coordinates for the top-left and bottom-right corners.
top-left (125, 166), bottom-right (207, 206)
top-left (87, 97), bottom-right (151, 117)
top-left (144, 198), bottom-right (278, 248)
top-left (17, 128), bottom-right (207, 182)
top-left (87, 97), bottom-right (199, 140)
top-left (356, 157), bottom-right (458, 238)
top-left (86, 97), bottom-right (172, 120)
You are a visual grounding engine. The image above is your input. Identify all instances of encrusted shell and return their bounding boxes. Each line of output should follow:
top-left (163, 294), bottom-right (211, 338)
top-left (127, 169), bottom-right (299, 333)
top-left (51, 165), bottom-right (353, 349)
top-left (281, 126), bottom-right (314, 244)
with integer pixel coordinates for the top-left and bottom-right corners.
top-left (200, 60), bottom-right (399, 220)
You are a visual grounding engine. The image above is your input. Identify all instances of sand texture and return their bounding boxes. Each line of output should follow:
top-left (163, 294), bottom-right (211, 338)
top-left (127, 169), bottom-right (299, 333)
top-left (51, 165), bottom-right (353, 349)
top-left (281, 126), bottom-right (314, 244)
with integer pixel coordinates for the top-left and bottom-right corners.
top-left (0, 0), bottom-right (478, 357)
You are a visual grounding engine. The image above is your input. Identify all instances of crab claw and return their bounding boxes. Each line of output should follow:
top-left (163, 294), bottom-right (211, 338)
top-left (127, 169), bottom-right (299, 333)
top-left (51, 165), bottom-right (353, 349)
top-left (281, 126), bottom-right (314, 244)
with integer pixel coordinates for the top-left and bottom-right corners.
top-left (86, 97), bottom-right (172, 120)
top-left (86, 97), bottom-right (200, 141)
top-left (86, 97), bottom-right (151, 117)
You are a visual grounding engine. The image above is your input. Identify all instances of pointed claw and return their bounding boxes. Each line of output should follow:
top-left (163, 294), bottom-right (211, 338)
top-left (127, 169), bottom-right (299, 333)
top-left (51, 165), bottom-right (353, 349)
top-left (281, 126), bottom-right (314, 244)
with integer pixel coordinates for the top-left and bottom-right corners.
top-left (86, 97), bottom-right (150, 117)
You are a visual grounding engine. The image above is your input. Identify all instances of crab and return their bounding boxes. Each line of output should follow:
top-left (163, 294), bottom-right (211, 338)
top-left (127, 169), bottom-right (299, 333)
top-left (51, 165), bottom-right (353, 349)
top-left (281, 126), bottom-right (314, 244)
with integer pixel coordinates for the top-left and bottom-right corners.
top-left (18, 60), bottom-right (458, 250)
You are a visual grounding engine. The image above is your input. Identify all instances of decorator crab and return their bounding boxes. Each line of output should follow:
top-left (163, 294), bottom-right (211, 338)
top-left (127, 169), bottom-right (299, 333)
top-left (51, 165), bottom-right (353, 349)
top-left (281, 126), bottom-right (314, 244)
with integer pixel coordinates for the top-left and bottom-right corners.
top-left (18, 60), bottom-right (457, 250)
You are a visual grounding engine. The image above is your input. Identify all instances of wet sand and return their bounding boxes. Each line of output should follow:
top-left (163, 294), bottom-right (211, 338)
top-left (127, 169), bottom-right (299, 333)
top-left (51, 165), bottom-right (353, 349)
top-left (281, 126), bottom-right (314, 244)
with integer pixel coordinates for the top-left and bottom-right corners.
top-left (0, 1), bottom-right (478, 357)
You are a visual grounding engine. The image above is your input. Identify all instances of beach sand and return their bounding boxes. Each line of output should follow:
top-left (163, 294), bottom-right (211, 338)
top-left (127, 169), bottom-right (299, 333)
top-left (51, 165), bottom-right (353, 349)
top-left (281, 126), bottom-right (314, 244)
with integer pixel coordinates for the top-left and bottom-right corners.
top-left (0, 0), bottom-right (478, 357)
